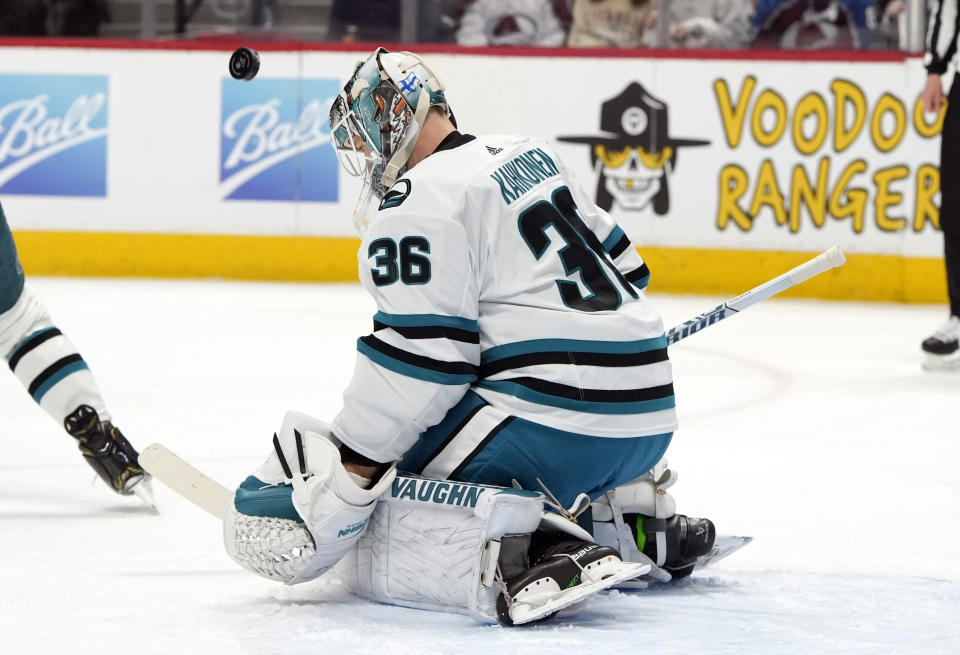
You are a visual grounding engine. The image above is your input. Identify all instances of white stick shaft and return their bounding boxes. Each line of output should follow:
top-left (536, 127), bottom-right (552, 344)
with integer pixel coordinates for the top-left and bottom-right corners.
top-left (667, 246), bottom-right (846, 344)
top-left (139, 443), bottom-right (232, 518)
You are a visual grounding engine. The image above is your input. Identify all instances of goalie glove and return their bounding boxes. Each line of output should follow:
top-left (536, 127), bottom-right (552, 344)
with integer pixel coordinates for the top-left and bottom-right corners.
top-left (224, 411), bottom-right (396, 584)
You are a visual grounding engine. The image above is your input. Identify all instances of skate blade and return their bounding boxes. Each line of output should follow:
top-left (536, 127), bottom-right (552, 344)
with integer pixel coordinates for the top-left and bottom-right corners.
top-left (696, 535), bottom-right (753, 570)
top-left (922, 351), bottom-right (960, 370)
top-left (509, 560), bottom-right (649, 625)
top-left (131, 478), bottom-right (158, 512)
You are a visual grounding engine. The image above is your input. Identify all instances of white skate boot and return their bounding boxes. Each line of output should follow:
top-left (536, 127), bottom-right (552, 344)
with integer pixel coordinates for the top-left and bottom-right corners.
top-left (921, 315), bottom-right (960, 370)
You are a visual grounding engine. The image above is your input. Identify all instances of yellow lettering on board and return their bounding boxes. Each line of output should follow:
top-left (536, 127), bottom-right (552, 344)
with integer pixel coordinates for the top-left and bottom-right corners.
top-left (751, 90), bottom-right (788, 148)
top-left (713, 77), bottom-right (757, 148)
top-left (717, 164), bottom-right (752, 230)
top-left (913, 98), bottom-right (948, 138)
top-left (793, 93), bottom-right (829, 155)
top-left (829, 160), bottom-right (868, 233)
top-left (790, 158), bottom-right (830, 232)
top-left (873, 165), bottom-right (909, 232)
top-left (871, 94), bottom-right (907, 153)
top-left (914, 164), bottom-right (940, 231)
top-left (749, 160), bottom-right (787, 226)
top-left (831, 79), bottom-right (867, 152)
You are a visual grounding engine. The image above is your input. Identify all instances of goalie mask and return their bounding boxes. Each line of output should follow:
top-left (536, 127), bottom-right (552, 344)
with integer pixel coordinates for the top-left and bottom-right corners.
top-left (329, 48), bottom-right (454, 217)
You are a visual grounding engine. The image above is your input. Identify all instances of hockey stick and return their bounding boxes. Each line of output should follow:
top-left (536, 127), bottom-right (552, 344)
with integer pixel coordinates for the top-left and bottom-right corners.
top-left (666, 246), bottom-right (846, 345)
top-left (138, 443), bottom-right (232, 518)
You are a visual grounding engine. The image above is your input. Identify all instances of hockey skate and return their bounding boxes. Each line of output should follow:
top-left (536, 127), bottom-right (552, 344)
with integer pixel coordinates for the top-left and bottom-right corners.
top-left (592, 467), bottom-right (717, 584)
top-left (628, 513), bottom-right (716, 579)
top-left (495, 535), bottom-right (649, 626)
top-left (64, 405), bottom-right (154, 507)
top-left (921, 315), bottom-right (960, 370)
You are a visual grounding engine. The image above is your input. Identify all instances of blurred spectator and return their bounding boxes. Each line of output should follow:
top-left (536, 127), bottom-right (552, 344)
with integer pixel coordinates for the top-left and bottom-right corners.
top-left (0, 0), bottom-right (47, 35)
top-left (436, 0), bottom-right (472, 41)
top-left (644, 0), bottom-right (752, 48)
top-left (0, 0), bottom-right (107, 36)
top-left (48, 0), bottom-right (109, 36)
top-left (752, 0), bottom-right (875, 49)
top-left (456, 0), bottom-right (566, 46)
top-left (327, 0), bottom-right (442, 43)
top-left (871, 0), bottom-right (905, 49)
top-left (567, 0), bottom-right (656, 48)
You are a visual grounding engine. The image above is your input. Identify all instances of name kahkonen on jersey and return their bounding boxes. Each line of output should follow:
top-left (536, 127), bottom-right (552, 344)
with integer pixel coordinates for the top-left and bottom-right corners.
top-left (489, 147), bottom-right (560, 204)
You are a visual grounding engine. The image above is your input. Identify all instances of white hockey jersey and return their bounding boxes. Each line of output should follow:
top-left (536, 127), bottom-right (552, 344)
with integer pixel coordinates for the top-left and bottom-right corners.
top-left (332, 133), bottom-right (677, 463)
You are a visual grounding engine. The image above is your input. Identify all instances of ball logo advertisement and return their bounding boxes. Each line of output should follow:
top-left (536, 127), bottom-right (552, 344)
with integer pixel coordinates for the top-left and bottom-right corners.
top-left (0, 74), bottom-right (108, 197)
top-left (220, 77), bottom-right (340, 202)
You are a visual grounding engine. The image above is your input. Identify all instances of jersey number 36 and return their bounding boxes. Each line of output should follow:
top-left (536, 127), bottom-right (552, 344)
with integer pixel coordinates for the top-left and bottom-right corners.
top-left (368, 236), bottom-right (431, 286)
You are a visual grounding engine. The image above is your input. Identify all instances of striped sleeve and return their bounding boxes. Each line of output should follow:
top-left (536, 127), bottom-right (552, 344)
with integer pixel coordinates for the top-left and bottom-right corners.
top-left (601, 224), bottom-right (650, 291)
top-left (926, 0), bottom-right (960, 74)
top-left (358, 312), bottom-right (480, 386)
top-left (332, 212), bottom-right (480, 463)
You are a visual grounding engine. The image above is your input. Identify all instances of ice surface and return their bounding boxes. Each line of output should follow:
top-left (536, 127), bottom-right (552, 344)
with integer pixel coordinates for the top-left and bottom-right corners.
top-left (2, 278), bottom-right (958, 654)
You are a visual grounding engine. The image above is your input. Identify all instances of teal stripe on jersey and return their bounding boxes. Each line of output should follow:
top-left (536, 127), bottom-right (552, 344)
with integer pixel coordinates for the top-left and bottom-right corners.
top-left (373, 311), bottom-right (479, 332)
top-left (32, 360), bottom-right (89, 403)
top-left (602, 225), bottom-right (626, 253)
top-left (481, 336), bottom-right (667, 365)
top-left (357, 339), bottom-right (476, 386)
top-left (475, 380), bottom-right (676, 415)
top-left (633, 273), bottom-right (650, 290)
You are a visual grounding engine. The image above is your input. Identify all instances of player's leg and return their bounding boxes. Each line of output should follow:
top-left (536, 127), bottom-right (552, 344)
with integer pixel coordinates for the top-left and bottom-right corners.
top-left (227, 407), bottom-right (648, 624)
top-left (922, 73), bottom-right (960, 368)
top-left (405, 396), bottom-right (716, 582)
top-left (0, 202), bottom-right (145, 494)
top-left (399, 391), bottom-right (672, 508)
top-left (340, 471), bottom-right (647, 625)
top-left (399, 394), bottom-right (696, 603)
top-left (592, 459), bottom-right (716, 581)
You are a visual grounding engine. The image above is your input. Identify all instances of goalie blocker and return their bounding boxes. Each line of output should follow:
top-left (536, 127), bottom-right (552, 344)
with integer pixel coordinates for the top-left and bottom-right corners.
top-left (224, 411), bottom-right (648, 625)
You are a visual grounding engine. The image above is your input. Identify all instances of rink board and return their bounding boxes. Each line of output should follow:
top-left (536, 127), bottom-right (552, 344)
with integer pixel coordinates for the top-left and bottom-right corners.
top-left (0, 41), bottom-right (948, 301)
top-left (11, 230), bottom-right (944, 302)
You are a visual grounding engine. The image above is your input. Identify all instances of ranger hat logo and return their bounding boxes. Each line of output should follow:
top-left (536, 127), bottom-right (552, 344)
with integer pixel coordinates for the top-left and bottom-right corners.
top-left (558, 82), bottom-right (709, 215)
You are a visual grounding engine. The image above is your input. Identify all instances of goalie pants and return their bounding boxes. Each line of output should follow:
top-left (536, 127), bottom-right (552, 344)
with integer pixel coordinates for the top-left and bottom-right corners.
top-left (399, 390), bottom-right (672, 509)
top-left (943, 73), bottom-right (960, 317)
top-left (0, 202), bottom-right (25, 314)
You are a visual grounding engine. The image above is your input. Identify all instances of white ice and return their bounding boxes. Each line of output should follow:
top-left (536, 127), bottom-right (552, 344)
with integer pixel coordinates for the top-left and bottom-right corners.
top-left (1, 278), bottom-right (958, 655)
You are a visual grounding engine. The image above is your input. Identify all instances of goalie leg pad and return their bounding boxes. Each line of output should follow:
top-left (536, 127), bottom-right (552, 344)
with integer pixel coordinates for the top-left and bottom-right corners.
top-left (224, 411), bottom-right (397, 585)
top-left (338, 475), bottom-right (648, 624)
top-left (338, 475), bottom-right (544, 623)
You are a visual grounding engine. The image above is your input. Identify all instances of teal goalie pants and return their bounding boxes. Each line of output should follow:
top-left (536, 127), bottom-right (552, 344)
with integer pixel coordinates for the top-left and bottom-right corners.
top-left (399, 390), bottom-right (673, 510)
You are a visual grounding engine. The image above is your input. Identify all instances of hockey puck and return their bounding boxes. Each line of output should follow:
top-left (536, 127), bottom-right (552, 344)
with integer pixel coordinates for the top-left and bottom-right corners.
top-left (229, 47), bottom-right (260, 81)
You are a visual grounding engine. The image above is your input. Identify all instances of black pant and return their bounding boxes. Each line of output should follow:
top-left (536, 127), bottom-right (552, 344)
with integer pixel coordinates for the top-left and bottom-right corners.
top-left (0, 201), bottom-right (26, 315)
top-left (942, 74), bottom-right (960, 317)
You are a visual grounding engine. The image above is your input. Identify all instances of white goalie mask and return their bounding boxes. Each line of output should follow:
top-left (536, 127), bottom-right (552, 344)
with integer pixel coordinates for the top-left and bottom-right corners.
top-left (329, 48), bottom-right (455, 229)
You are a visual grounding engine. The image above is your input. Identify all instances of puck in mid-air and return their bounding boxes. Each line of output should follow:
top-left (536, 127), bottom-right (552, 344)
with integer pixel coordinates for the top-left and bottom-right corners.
top-left (229, 47), bottom-right (261, 81)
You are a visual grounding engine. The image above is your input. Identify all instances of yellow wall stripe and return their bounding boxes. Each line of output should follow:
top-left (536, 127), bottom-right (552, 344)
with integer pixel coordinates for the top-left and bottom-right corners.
top-left (14, 231), bottom-right (362, 282)
top-left (13, 231), bottom-right (947, 303)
